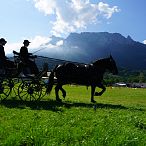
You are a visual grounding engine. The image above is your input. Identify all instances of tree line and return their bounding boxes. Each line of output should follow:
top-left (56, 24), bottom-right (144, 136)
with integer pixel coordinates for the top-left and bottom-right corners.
top-left (104, 68), bottom-right (146, 85)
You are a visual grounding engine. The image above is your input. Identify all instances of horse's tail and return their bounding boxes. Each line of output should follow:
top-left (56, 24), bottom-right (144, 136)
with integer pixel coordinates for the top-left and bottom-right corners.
top-left (46, 70), bottom-right (55, 94)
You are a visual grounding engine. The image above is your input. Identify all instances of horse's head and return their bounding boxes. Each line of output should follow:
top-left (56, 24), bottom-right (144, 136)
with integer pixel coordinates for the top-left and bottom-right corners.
top-left (107, 55), bottom-right (118, 75)
top-left (93, 55), bottom-right (118, 75)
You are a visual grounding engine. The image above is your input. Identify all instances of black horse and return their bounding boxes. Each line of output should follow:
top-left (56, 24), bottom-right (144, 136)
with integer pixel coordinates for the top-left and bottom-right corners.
top-left (46, 55), bottom-right (118, 103)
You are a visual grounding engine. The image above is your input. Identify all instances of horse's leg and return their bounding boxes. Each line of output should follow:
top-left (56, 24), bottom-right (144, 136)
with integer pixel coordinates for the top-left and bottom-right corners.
top-left (60, 86), bottom-right (66, 99)
top-left (94, 83), bottom-right (106, 96)
top-left (55, 84), bottom-right (62, 102)
top-left (91, 85), bottom-right (96, 103)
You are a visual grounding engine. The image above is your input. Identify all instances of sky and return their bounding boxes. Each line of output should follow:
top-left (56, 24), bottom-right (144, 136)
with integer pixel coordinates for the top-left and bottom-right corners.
top-left (1, 0), bottom-right (146, 55)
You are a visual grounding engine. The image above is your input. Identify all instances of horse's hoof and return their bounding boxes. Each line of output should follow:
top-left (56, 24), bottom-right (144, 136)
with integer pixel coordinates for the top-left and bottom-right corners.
top-left (91, 100), bottom-right (96, 103)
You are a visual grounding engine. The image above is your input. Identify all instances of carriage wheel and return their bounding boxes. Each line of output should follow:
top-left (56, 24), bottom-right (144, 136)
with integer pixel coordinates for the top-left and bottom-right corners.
top-left (39, 79), bottom-right (47, 99)
top-left (0, 79), bottom-right (12, 101)
top-left (9, 78), bottom-right (20, 99)
top-left (18, 80), bottom-right (42, 101)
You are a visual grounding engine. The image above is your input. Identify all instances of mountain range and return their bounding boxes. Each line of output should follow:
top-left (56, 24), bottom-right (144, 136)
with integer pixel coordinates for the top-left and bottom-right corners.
top-left (36, 32), bottom-right (146, 70)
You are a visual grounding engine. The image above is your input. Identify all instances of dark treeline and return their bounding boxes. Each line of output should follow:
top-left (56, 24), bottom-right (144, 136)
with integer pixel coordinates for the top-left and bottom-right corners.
top-left (104, 67), bottom-right (146, 85)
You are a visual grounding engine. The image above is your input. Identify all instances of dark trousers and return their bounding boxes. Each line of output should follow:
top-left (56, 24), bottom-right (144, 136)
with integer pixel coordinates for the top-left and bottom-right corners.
top-left (18, 59), bottom-right (39, 75)
top-left (26, 60), bottom-right (39, 75)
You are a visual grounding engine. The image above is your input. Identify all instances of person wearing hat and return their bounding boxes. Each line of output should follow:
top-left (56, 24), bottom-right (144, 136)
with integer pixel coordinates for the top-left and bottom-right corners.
top-left (0, 38), bottom-right (7, 61)
top-left (0, 38), bottom-right (15, 69)
top-left (19, 40), bottom-right (39, 75)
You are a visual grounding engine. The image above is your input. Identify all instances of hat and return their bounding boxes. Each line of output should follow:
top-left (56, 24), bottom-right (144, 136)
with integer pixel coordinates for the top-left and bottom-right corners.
top-left (23, 40), bottom-right (31, 44)
top-left (0, 38), bottom-right (7, 43)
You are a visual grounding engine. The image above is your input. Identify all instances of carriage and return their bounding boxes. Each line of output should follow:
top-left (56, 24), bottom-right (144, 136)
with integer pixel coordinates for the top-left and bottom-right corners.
top-left (0, 52), bottom-right (48, 101)
top-left (0, 52), bottom-right (118, 103)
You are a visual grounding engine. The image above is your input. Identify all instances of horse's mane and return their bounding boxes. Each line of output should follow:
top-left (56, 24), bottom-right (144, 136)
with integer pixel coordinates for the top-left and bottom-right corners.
top-left (92, 57), bottom-right (109, 65)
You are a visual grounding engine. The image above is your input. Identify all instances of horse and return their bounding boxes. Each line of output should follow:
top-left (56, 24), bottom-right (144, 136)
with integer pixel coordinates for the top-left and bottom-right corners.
top-left (46, 55), bottom-right (118, 103)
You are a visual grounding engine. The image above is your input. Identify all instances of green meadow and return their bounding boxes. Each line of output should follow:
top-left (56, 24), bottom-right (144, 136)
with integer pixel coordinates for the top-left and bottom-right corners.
top-left (0, 86), bottom-right (146, 146)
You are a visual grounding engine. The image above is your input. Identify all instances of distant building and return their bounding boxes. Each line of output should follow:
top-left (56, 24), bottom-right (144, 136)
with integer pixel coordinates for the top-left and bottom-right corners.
top-left (113, 82), bottom-right (127, 87)
top-left (113, 82), bottom-right (146, 88)
top-left (130, 83), bottom-right (146, 88)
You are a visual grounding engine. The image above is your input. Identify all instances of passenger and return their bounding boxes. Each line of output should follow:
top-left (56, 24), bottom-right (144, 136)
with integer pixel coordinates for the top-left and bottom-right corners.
top-left (19, 40), bottom-right (39, 75)
top-left (0, 38), bottom-right (15, 69)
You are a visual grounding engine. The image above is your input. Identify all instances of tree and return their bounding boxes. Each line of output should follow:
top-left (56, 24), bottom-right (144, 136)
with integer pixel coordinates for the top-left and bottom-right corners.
top-left (138, 72), bottom-right (145, 83)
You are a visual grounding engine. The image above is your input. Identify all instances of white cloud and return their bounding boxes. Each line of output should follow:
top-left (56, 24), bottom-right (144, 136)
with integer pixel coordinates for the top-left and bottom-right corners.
top-left (5, 35), bottom-right (52, 55)
top-left (143, 40), bottom-right (146, 44)
top-left (33, 0), bottom-right (56, 15)
top-left (97, 2), bottom-right (120, 19)
top-left (31, 0), bottom-right (120, 36)
top-left (5, 42), bottom-right (21, 55)
top-left (29, 35), bottom-right (51, 48)
top-left (56, 40), bottom-right (64, 46)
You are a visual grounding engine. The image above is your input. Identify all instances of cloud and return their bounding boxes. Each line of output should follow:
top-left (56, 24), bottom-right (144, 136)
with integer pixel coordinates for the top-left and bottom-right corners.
top-left (97, 2), bottom-right (120, 19)
top-left (29, 35), bottom-right (51, 48)
top-left (33, 0), bottom-right (56, 15)
top-left (143, 40), bottom-right (146, 44)
top-left (5, 42), bottom-right (22, 55)
top-left (31, 0), bottom-right (120, 36)
top-left (5, 35), bottom-right (52, 55)
top-left (56, 40), bottom-right (64, 46)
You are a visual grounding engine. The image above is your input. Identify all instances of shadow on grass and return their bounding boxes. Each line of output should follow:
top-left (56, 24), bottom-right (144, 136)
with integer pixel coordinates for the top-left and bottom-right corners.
top-left (0, 99), bottom-right (144, 112)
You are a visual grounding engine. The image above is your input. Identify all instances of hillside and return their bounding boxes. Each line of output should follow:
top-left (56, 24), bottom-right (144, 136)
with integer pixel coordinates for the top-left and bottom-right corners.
top-left (36, 32), bottom-right (146, 70)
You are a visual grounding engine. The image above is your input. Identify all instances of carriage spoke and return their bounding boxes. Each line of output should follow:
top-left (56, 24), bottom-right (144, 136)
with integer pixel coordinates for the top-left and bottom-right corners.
top-left (7, 78), bottom-right (20, 99)
top-left (18, 80), bottom-right (42, 101)
top-left (30, 84), bottom-right (42, 101)
top-left (20, 92), bottom-right (29, 100)
top-left (0, 79), bottom-right (11, 101)
top-left (37, 79), bottom-right (47, 99)
top-left (29, 93), bottom-right (41, 101)
top-left (18, 82), bottom-right (29, 101)
top-left (2, 89), bottom-right (10, 96)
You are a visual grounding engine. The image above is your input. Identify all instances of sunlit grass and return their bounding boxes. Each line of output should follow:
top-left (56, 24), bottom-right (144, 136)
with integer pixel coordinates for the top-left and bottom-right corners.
top-left (0, 86), bottom-right (146, 146)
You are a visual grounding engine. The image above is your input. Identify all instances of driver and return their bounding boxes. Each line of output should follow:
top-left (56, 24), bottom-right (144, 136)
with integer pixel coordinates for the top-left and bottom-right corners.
top-left (19, 40), bottom-right (39, 75)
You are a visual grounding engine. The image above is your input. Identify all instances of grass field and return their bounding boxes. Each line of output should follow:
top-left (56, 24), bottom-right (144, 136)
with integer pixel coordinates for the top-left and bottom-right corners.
top-left (0, 86), bottom-right (146, 146)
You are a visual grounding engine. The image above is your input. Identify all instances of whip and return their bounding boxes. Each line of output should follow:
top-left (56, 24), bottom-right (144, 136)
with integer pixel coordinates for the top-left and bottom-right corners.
top-left (32, 47), bottom-right (47, 54)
